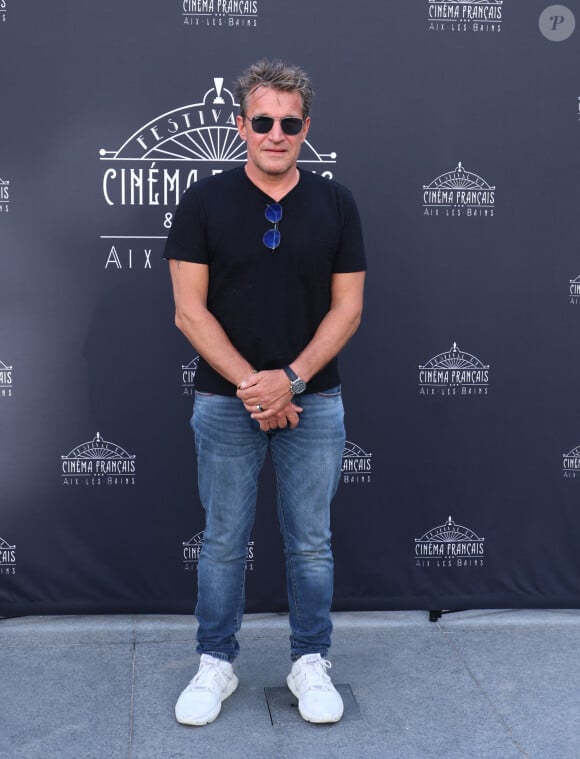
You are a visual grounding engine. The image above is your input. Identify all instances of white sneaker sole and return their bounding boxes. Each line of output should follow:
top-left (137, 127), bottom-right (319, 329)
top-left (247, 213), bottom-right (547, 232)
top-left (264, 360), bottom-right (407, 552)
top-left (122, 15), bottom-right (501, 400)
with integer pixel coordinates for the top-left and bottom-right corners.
top-left (175, 673), bottom-right (239, 726)
top-left (286, 676), bottom-right (344, 724)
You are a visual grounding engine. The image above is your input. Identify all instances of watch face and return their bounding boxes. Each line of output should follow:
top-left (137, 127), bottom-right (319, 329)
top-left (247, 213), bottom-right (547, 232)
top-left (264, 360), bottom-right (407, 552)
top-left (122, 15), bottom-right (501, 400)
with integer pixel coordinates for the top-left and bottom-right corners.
top-left (292, 378), bottom-right (307, 394)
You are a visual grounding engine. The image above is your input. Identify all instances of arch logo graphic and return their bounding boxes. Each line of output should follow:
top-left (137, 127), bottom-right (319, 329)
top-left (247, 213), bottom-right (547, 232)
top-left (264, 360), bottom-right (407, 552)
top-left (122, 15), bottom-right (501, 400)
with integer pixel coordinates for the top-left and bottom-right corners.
top-left (562, 445), bottom-right (580, 478)
top-left (61, 432), bottom-right (136, 486)
top-left (427, 0), bottom-right (503, 33)
top-left (423, 162), bottom-right (495, 217)
top-left (181, 356), bottom-right (199, 396)
top-left (0, 177), bottom-right (9, 213)
top-left (0, 536), bottom-right (16, 576)
top-left (415, 516), bottom-right (485, 567)
top-left (182, 0), bottom-right (259, 28)
top-left (0, 359), bottom-right (12, 398)
top-left (342, 440), bottom-right (373, 485)
top-left (182, 531), bottom-right (255, 571)
top-left (419, 342), bottom-right (490, 396)
top-left (99, 77), bottom-right (336, 270)
top-left (569, 275), bottom-right (580, 304)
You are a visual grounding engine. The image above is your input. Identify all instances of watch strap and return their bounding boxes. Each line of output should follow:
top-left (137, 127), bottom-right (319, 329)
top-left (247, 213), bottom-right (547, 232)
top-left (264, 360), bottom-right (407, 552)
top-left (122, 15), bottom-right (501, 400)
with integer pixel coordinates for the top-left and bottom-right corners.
top-left (282, 366), bottom-right (299, 382)
top-left (282, 365), bottom-right (307, 395)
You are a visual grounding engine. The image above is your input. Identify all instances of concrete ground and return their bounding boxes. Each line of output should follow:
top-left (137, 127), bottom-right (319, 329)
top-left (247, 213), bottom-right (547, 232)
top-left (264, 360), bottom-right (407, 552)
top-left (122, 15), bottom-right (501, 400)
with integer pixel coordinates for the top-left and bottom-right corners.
top-left (0, 609), bottom-right (578, 759)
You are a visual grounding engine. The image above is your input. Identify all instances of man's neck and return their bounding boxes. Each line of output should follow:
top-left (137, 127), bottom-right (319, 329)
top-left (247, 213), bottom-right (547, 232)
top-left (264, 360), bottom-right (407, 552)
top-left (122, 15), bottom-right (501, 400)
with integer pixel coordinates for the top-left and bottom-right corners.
top-left (244, 164), bottom-right (300, 202)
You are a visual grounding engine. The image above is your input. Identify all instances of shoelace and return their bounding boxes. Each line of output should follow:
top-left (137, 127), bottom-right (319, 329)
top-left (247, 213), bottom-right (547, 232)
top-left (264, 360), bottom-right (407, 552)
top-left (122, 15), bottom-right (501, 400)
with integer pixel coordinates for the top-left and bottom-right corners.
top-left (301, 658), bottom-right (333, 690)
top-left (188, 659), bottom-right (229, 692)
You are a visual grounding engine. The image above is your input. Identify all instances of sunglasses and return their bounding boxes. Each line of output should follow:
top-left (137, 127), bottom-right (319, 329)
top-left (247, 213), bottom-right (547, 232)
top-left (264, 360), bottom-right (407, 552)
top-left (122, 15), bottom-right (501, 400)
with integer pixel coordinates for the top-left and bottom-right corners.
top-left (249, 116), bottom-right (304, 136)
top-left (263, 203), bottom-right (283, 250)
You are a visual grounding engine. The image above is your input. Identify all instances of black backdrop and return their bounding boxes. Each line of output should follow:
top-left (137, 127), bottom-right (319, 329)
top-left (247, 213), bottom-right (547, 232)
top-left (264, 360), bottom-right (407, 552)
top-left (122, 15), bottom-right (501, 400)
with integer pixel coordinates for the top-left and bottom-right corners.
top-left (1, 0), bottom-right (579, 615)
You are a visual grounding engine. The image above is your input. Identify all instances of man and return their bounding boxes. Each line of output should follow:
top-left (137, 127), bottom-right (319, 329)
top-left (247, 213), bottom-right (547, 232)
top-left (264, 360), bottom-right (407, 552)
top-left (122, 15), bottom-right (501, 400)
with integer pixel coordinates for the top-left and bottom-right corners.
top-left (164, 59), bottom-right (366, 726)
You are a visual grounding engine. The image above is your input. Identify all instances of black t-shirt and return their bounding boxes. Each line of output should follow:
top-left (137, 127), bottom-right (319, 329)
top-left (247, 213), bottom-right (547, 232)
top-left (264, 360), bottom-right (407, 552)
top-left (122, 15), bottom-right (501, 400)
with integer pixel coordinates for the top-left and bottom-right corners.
top-left (163, 166), bottom-right (366, 395)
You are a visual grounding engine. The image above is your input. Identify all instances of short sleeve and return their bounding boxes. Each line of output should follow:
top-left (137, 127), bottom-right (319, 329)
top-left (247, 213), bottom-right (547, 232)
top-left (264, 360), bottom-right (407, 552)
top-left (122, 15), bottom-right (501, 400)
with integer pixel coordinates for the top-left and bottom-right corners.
top-left (333, 187), bottom-right (367, 274)
top-left (162, 185), bottom-right (208, 264)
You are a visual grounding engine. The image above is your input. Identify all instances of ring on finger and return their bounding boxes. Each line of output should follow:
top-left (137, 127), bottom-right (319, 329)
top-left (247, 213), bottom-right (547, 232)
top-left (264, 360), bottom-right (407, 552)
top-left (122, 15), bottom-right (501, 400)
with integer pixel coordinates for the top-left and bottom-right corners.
top-left (256, 404), bottom-right (264, 412)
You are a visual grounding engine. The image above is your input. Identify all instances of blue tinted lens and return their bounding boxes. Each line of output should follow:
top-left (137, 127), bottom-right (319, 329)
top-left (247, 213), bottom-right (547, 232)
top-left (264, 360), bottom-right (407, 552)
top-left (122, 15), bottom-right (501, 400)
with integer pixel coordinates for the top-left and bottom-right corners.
top-left (265, 203), bottom-right (283, 223)
top-left (263, 228), bottom-right (281, 249)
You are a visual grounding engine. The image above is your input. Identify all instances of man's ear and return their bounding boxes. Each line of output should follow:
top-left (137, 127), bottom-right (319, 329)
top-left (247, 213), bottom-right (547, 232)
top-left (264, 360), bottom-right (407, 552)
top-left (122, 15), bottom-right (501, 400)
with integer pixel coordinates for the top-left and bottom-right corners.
top-left (236, 114), bottom-right (247, 141)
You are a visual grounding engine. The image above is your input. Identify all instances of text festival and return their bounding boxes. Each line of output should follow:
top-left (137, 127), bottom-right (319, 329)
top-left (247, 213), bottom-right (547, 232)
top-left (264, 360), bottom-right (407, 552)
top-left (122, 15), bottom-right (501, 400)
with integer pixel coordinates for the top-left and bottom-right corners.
top-left (102, 108), bottom-right (238, 206)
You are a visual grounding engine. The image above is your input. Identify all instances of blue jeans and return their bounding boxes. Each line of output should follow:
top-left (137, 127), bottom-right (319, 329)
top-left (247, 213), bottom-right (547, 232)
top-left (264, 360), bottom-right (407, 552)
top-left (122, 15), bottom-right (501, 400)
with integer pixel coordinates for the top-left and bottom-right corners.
top-left (191, 386), bottom-right (345, 662)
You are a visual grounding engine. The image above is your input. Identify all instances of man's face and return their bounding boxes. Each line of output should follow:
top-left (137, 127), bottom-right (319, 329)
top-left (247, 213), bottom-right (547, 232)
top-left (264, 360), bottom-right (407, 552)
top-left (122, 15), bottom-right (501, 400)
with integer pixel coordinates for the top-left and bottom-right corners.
top-left (236, 86), bottom-right (310, 181)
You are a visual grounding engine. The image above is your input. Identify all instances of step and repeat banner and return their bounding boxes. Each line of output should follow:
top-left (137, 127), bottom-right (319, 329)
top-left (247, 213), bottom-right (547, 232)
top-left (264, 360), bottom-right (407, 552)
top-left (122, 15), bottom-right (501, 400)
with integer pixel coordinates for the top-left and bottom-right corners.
top-left (1, 1), bottom-right (579, 615)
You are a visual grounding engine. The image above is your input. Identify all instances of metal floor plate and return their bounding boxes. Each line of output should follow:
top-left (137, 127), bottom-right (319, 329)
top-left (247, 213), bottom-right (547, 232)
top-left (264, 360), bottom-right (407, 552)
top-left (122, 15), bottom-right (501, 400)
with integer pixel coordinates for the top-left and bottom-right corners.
top-left (264, 684), bottom-right (363, 726)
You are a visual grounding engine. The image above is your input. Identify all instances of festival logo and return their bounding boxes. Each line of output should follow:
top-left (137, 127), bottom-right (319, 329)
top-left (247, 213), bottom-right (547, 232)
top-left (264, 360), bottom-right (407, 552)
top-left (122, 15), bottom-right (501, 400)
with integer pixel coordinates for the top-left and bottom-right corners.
top-left (0, 177), bottom-right (9, 213)
top-left (419, 342), bottom-right (490, 396)
top-left (423, 162), bottom-right (495, 217)
top-left (427, 0), bottom-right (503, 33)
top-left (182, 531), bottom-right (255, 571)
top-left (569, 275), bottom-right (580, 304)
top-left (99, 77), bottom-right (336, 271)
top-left (539, 5), bottom-right (575, 41)
top-left (415, 515), bottom-right (485, 567)
top-left (0, 359), bottom-right (12, 398)
top-left (181, 356), bottom-right (199, 396)
top-left (342, 440), bottom-right (373, 485)
top-left (0, 536), bottom-right (16, 576)
top-left (181, 0), bottom-right (259, 28)
top-left (61, 432), bottom-right (136, 486)
top-left (562, 444), bottom-right (580, 478)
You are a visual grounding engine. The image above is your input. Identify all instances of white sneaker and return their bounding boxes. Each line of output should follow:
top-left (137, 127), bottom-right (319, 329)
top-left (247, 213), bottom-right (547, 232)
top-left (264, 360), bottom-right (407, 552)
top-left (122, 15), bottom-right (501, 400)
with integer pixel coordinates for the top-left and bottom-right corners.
top-left (175, 654), bottom-right (239, 726)
top-left (286, 653), bottom-right (344, 723)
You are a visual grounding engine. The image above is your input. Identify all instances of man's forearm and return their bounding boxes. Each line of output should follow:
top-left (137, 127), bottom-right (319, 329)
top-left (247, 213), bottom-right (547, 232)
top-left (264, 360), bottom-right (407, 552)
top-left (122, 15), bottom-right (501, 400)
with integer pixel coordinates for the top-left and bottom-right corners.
top-left (236, 300), bottom-right (362, 421)
top-left (175, 306), bottom-right (254, 388)
top-left (290, 302), bottom-right (363, 383)
top-left (291, 271), bottom-right (365, 382)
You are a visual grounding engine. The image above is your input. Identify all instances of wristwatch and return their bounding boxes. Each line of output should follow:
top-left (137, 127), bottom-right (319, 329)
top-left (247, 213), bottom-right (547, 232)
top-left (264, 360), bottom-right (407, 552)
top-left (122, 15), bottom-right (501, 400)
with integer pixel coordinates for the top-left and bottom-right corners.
top-left (283, 366), bottom-right (307, 395)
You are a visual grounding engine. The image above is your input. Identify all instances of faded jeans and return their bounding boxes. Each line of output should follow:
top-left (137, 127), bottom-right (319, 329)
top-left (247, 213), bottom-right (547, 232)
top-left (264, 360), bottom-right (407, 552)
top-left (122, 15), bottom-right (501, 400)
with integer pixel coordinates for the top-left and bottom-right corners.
top-left (191, 386), bottom-right (345, 662)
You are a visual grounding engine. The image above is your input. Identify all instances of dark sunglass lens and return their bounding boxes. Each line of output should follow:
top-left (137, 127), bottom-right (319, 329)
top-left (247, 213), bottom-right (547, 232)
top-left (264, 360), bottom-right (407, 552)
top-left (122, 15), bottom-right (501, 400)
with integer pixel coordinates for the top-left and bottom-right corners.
top-left (265, 203), bottom-right (283, 223)
top-left (251, 116), bottom-right (274, 133)
top-left (263, 228), bottom-right (281, 249)
top-left (250, 116), bottom-right (303, 135)
top-left (281, 118), bottom-right (304, 135)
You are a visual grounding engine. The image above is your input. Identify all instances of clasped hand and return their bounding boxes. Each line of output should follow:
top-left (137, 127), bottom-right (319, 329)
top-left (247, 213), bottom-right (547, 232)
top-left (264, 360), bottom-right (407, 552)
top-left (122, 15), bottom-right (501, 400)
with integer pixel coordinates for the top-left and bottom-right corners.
top-left (236, 369), bottom-right (303, 431)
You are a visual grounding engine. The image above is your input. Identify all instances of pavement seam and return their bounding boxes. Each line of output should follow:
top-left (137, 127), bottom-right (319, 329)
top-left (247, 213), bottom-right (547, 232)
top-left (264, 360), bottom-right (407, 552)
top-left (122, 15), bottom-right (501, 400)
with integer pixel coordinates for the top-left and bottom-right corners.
top-left (437, 624), bottom-right (530, 758)
top-left (127, 635), bottom-right (137, 759)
